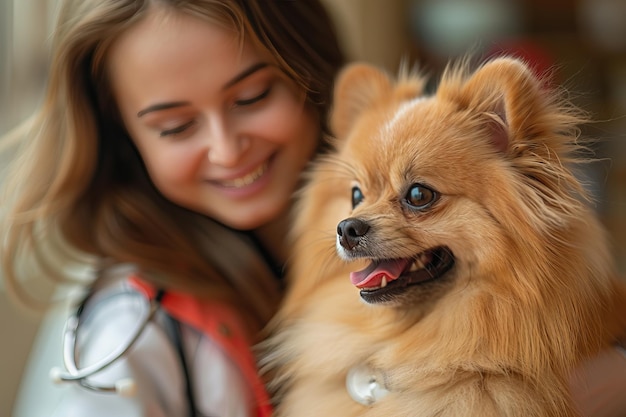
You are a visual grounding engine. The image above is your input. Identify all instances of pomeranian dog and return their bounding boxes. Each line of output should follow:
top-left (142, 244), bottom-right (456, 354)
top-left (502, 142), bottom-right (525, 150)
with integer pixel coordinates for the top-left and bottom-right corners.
top-left (260, 57), bottom-right (626, 417)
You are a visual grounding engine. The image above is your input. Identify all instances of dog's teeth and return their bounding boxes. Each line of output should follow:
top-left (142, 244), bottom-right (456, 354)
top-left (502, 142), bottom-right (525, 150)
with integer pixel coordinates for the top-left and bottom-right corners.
top-left (409, 254), bottom-right (430, 272)
top-left (381, 276), bottom-right (388, 288)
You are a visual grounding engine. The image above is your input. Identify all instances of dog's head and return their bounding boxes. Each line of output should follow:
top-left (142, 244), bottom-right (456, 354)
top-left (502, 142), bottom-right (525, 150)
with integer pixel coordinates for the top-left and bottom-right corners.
top-left (327, 57), bottom-right (605, 309)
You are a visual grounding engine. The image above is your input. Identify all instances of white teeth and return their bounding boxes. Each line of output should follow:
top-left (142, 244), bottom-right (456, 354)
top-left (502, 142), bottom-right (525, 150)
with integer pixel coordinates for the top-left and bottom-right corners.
top-left (221, 162), bottom-right (268, 188)
top-left (409, 253), bottom-right (430, 272)
top-left (381, 276), bottom-right (387, 288)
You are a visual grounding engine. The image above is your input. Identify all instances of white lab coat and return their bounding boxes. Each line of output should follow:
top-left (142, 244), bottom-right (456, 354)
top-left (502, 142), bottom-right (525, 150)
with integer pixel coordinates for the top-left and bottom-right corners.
top-left (13, 264), bottom-right (254, 417)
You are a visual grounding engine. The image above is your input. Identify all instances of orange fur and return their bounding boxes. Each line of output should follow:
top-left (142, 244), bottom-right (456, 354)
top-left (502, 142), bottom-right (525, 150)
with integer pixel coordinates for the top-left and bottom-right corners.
top-left (260, 57), bottom-right (626, 417)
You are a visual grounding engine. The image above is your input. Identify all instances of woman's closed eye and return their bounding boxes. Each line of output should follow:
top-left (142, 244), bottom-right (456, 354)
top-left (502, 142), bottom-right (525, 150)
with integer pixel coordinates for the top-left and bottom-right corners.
top-left (159, 120), bottom-right (196, 137)
top-left (234, 86), bottom-right (271, 107)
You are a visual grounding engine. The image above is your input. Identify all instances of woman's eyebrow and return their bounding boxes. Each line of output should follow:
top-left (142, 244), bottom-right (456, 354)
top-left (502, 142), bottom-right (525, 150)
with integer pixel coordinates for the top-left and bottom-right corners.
top-left (137, 101), bottom-right (189, 117)
top-left (222, 62), bottom-right (269, 90)
top-left (136, 62), bottom-right (270, 118)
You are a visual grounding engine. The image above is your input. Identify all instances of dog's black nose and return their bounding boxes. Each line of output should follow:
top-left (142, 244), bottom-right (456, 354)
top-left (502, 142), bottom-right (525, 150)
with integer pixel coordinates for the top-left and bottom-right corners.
top-left (337, 218), bottom-right (370, 250)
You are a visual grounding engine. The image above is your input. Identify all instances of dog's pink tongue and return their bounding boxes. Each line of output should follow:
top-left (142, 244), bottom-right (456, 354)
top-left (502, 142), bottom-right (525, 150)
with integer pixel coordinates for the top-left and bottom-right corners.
top-left (350, 259), bottom-right (410, 289)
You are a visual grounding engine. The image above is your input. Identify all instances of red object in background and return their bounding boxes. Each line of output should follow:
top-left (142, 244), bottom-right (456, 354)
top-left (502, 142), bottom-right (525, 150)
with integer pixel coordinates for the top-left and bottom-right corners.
top-left (485, 39), bottom-right (557, 88)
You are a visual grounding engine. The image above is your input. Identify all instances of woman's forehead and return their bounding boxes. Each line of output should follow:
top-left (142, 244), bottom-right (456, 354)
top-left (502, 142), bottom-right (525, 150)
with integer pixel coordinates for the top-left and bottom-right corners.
top-left (105, 8), bottom-right (271, 111)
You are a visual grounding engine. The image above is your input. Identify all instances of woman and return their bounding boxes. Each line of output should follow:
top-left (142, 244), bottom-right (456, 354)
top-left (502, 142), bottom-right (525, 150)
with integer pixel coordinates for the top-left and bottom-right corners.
top-left (2, 0), bottom-right (343, 415)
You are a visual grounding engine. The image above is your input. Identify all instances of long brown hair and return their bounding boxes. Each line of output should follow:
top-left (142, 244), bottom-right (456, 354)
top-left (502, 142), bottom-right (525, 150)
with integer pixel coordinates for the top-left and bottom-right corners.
top-left (1, 0), bottom-right (344, 334)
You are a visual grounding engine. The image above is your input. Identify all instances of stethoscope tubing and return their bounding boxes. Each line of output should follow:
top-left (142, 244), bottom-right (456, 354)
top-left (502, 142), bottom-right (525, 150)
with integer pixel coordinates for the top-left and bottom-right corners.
top-left (51, 289), bottom-right (164, 394)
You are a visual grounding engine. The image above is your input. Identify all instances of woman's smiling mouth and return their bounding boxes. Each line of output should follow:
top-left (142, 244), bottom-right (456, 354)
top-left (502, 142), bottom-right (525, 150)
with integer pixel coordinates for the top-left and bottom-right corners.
top-left (219, 160), bottom-right (269, 188)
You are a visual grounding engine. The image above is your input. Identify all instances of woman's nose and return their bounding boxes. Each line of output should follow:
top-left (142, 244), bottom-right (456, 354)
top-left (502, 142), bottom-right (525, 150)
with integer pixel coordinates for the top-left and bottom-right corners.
top-left (206, 118), bottom-right (250, 167)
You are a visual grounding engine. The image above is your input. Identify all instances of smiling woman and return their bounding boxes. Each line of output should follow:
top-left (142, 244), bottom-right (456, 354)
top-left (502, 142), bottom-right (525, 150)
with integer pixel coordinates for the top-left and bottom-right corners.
top-left (107, 8), bottom-right (319, 230)
top-left (1, 0), bottom-right (344, 416)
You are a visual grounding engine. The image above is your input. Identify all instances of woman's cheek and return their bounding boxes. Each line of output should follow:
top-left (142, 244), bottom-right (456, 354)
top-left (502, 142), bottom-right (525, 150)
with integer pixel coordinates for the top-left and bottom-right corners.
top-left (244, 95), bottom-right (309, 145)
top-left (146, 141), bottom-right (205, 188)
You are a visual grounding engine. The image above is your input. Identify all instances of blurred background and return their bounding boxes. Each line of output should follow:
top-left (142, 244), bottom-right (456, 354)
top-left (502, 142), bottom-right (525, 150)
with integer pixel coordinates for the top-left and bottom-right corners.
top-left (1, 0), bottom-right (625, 415)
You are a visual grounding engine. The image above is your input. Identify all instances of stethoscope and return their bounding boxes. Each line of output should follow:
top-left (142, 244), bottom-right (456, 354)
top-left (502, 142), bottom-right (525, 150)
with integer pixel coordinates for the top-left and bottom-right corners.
top-left (346, 363), bottom-right (390, 406)
top-left (49, 289), bottom-right (164, 397)
top-left (48, 282), bottom-right (389, 410)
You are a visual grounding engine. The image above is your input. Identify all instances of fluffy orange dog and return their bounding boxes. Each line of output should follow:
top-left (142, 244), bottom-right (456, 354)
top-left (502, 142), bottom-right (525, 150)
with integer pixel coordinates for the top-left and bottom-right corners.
top-left (261, 57), bottom-right (626, 417)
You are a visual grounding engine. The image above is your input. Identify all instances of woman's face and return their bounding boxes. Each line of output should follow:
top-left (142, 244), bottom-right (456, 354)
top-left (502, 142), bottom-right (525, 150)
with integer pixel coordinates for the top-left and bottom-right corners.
top-left (107, 7), bottom-right (319, 230)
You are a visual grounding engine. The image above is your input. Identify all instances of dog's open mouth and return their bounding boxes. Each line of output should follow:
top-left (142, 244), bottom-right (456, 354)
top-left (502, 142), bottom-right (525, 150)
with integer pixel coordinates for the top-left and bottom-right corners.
top-left (349, 247), bottom-right (455, 302)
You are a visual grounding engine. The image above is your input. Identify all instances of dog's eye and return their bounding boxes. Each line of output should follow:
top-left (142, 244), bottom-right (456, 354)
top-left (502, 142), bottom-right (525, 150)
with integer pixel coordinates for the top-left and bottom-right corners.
top-left (405, 184), bottom-right (437, 210)
top-left (351, 186), bottom-right (364, 208)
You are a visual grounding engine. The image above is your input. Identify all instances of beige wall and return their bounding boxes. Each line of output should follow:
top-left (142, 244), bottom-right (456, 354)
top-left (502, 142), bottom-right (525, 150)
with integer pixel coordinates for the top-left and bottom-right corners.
top-left (321, 0), bottom-right (410, 71)
top-left (0, 1), bottom-right (56, 136)
top-left (0, 294), bottom-right (41, 417)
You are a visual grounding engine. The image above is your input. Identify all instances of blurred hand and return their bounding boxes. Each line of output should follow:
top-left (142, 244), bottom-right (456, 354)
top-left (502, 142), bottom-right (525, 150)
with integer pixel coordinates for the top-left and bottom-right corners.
top-left (569, 347), bottom-right (626, 417)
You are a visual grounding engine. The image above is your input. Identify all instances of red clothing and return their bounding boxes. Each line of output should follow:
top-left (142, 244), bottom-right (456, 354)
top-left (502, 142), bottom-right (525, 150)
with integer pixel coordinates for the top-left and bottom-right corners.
top-left (130, 276), bottom-right (273, 417)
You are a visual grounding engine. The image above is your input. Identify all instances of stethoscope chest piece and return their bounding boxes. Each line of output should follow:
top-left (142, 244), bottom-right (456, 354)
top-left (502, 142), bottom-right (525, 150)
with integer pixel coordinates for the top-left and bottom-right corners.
top-left (345, 363), bottom-right (390, 406)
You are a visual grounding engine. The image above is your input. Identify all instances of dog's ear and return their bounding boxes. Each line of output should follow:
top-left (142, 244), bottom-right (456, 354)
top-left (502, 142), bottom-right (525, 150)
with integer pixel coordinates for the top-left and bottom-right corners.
top-left (443, 57), bottom-right (550, 154)
top-left (330, 63), bottom-right (393, 139)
